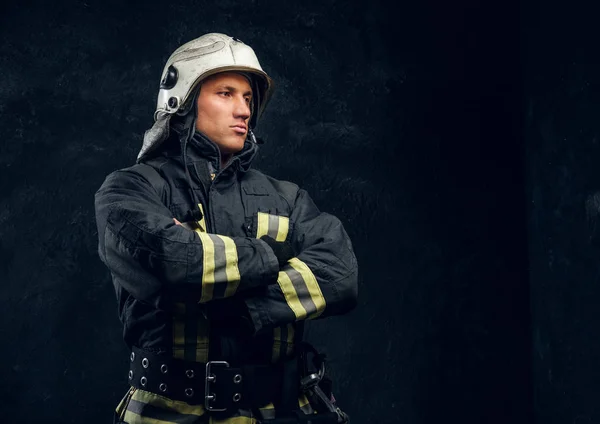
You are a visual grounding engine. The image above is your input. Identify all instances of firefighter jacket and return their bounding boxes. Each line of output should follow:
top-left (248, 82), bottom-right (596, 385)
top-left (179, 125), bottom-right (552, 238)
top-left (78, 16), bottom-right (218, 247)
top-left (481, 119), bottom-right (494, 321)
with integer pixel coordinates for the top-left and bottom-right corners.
top-left (94, 130), bottom-right (358, 423)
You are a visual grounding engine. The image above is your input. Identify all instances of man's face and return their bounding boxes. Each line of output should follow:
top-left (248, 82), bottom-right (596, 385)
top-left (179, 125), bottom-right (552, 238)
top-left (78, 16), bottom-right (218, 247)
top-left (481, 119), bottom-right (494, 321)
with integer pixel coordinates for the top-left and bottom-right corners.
top-left (195, 72), bottom-right (252, 156)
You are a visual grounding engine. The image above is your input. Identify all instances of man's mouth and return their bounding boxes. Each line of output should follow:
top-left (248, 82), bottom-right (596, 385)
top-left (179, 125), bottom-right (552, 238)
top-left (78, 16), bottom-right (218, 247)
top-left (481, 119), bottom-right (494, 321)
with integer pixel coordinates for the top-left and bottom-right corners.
top-left (231, 125), bottom-right (247, 134)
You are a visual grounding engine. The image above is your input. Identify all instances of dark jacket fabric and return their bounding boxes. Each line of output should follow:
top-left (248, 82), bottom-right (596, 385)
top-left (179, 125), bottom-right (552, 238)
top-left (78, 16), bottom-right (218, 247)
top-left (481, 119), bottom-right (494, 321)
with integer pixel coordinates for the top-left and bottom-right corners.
top-left (94, 130), bottom-right (358, 422)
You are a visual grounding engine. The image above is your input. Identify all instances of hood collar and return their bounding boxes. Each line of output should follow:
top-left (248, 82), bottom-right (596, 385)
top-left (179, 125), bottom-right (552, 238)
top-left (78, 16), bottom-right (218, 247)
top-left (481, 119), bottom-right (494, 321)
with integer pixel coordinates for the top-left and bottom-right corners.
top-left (188, 130), bottom-right (259, 174)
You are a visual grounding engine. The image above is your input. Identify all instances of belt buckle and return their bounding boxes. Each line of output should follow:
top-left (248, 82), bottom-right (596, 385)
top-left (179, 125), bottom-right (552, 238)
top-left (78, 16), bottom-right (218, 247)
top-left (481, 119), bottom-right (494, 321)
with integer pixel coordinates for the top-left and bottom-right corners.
top-left (205, 360), bottom-right (230, 411)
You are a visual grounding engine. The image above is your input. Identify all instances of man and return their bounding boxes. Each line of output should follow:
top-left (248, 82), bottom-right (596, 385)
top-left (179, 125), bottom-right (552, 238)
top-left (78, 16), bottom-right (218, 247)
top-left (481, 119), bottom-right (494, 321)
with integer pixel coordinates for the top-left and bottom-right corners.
top-left (94, 33), bottom-right (358, 424)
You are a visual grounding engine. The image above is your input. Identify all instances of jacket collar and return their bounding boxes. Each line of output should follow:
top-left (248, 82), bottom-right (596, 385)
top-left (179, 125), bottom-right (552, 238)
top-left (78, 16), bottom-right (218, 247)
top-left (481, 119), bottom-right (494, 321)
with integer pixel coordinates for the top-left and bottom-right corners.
top-left (187, 130), bottom-right (258, 174)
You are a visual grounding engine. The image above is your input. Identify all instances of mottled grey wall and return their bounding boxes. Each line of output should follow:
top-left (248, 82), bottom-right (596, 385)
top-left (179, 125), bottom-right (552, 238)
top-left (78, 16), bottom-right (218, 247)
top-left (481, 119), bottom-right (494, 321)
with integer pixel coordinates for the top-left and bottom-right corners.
top-left (0, 0), bottom-right (531, 423)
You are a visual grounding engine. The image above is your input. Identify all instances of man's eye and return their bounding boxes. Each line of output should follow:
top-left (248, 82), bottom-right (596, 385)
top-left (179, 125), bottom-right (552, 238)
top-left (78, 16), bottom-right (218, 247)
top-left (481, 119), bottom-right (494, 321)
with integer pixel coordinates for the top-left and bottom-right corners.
top-left (218, 92), bottom-right (231, 97)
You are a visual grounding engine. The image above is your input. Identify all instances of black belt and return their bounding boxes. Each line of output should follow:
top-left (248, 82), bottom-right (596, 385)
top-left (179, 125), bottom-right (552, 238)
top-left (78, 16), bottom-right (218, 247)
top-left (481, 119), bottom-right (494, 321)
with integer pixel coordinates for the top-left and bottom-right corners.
top-left (128, 346), bottom-right (285, 412)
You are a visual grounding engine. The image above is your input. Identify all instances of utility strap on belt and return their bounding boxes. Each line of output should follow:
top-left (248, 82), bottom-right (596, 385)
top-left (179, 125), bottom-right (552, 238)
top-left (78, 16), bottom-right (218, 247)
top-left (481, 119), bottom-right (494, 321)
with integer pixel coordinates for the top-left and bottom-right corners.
top-left (128, 346), bottom-right (283, 411)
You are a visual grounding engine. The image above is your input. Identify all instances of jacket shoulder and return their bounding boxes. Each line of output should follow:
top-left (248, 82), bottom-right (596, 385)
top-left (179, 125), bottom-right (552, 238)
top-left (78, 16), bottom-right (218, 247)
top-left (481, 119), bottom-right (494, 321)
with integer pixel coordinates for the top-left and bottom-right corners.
top-left (97, 159), bottom-right (170, 200)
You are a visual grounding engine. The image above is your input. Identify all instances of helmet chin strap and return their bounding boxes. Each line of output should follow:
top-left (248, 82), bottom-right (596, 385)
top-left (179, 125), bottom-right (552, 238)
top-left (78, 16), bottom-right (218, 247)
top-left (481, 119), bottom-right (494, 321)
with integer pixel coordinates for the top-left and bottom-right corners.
top-left (248, 129), bottom-right (258, 144)
top-left (247, 129), bottom-right (265, 145)
top-left (176, 89), bottom-right (205, 223)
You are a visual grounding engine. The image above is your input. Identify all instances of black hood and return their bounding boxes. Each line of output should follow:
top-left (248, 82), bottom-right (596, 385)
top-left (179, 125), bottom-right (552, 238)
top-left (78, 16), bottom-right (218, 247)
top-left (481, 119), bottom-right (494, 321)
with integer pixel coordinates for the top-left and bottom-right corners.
top-left (187, 130), bottom-right (260, 175)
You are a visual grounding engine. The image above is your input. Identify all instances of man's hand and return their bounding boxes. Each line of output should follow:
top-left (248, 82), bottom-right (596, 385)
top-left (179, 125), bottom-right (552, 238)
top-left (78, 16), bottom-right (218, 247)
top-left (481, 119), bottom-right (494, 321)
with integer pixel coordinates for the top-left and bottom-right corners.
top-left (173, 218), bottom-right (198, 231)
top-left (260, 235), bottom-right (295, 267)
top-left (176, 219), bottom-right (295, 268)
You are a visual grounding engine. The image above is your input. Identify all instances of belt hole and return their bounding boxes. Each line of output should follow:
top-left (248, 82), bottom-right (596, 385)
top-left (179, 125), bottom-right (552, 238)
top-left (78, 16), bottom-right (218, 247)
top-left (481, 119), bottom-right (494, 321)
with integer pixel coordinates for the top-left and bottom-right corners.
top-left (159, 383), bottom-right (167, 392)
top-left (233, 393), bottom-right (242, 402)
top-left (233, 374), bottom-right (242, 384)
top-left (140, 376), bottom-right (147, 387)
top-left (186, 369), bottom-right (194, 379)
top-left (185, 388), bottom-right (194, 397)
top-left (142, 358), bottom-right (149, 369)
top-left (128, 370), bottom-right (133, 380)
top-left (161, 364), bottom-right (168, 374)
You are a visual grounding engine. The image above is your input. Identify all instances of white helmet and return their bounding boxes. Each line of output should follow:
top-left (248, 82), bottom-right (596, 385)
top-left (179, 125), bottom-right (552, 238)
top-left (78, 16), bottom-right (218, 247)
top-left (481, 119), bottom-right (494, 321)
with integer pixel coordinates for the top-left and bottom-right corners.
top-left (137, 33), bottom-right (274, 162)
top-left (156, 33), bottom-right (274, 126)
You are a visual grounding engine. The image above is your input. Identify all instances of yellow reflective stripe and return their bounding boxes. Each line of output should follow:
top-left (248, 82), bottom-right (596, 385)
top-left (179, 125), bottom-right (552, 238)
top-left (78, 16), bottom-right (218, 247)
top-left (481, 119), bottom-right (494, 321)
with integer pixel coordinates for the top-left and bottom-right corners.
top-left (123, 410), bottom-right (177, 424)
top-left (198, 233), bottom-right (216, 303)
top-left (273, 324), bottom-right (295, 361)
top-left (256, 212), bottom-right (270, 238)
top-left (220, 235), bottom-right (241, 297)
top-left (259, 402), bottom-right (275, 411)
top-left (172, 303), bottom-right (186, 360)
top-left (275, 216), bottom-right (289, 242)
top-left (299, 393), bottom-right (310, 408)
top-left (272, 324), bottom-right (295, 361)
top-left (277, 270), bottom-right (307, 319)
top-left (115, 387), bottom-right (136, 419)
top-left (255, 212), bottom-right (289, 241)
top-left (173, 305), bottom-right (209, 362)
top-left (299, 394), bottom-right (314, 414)
top-left (131, 388), bottom-right (205, 416)
top-left (288, 258), bottom-right (326, 319)
top-left (197, 233), bottom-right (240, 303)
top-left (196, 203), bottom-right (206, 233)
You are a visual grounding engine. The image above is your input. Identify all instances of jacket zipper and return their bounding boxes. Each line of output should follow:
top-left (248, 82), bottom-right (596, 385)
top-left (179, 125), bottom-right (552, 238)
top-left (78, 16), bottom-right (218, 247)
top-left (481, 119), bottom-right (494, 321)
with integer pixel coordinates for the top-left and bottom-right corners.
top-left (205, 159), bottom-right (236, 234)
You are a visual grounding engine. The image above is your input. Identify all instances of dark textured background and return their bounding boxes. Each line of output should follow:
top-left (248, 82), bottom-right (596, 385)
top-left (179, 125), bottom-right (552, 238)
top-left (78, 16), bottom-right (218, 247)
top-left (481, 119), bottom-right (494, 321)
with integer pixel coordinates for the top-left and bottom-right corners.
top-left (0, 0), bottom-right (536, 423)
top-left (525, 2), bottom-right (600, 424)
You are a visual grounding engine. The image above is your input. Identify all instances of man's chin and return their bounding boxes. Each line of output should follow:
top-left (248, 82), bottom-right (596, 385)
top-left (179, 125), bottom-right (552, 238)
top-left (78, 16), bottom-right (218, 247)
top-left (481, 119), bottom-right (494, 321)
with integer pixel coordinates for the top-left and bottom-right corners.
top-left (220, 139), bottom-right (246, 156)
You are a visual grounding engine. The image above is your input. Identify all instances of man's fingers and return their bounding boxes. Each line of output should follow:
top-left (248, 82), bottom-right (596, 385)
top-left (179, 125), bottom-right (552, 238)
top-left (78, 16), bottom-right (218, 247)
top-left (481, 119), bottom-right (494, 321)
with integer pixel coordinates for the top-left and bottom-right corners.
top-left (173, 218), bottom-right (182, 226)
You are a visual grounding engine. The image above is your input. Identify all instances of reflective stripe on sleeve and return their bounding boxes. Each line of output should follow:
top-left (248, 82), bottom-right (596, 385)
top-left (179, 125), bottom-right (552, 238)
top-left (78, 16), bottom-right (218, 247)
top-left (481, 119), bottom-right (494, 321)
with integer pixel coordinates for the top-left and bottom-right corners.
top-left (277, 258), bottom-right (326, 320)
top-left (197, 233), bottom-right (241, 303)
top-left (274, 216), bottom-right (289, 241)
top-left (256, 212), bottom-right (271, 239)
top-left (277, 270), bottom-right (306, 319)
top-left (222, 236), bottom-right (241, 297)
top-left (256, 212), bottom-right (289, 241)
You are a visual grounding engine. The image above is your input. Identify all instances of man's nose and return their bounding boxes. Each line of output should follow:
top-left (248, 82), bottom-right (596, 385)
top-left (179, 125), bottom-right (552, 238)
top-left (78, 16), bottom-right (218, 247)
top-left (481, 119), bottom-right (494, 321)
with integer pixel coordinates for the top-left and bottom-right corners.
top-left (234, 97), bottom-right (251, 120)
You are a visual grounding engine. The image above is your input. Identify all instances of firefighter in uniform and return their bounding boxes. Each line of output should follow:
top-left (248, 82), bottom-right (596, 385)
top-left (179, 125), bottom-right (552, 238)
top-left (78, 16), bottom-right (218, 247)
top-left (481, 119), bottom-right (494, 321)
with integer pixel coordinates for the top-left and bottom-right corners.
top-left (94, 33), bottom-right (358, 424)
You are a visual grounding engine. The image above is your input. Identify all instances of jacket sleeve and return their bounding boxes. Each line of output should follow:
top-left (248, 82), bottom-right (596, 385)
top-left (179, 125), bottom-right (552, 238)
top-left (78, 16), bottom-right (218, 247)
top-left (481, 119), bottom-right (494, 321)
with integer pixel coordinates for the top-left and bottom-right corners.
top-left (94, 167), bottom-right (280, 308)
top-left (244, 188), bottom-right (358, 334)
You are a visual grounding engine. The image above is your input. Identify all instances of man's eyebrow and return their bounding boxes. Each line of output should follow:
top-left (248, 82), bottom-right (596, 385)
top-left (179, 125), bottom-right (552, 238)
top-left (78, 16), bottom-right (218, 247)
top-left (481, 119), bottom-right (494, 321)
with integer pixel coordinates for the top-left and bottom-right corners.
top-left (217, 85), bottom-right (253, 96)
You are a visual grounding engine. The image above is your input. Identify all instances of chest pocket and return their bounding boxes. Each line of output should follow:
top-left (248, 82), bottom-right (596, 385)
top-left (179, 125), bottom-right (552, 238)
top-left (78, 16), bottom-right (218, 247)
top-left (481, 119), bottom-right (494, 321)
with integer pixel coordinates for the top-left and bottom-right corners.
top-left (242, 184), bottom-right (293, 240)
